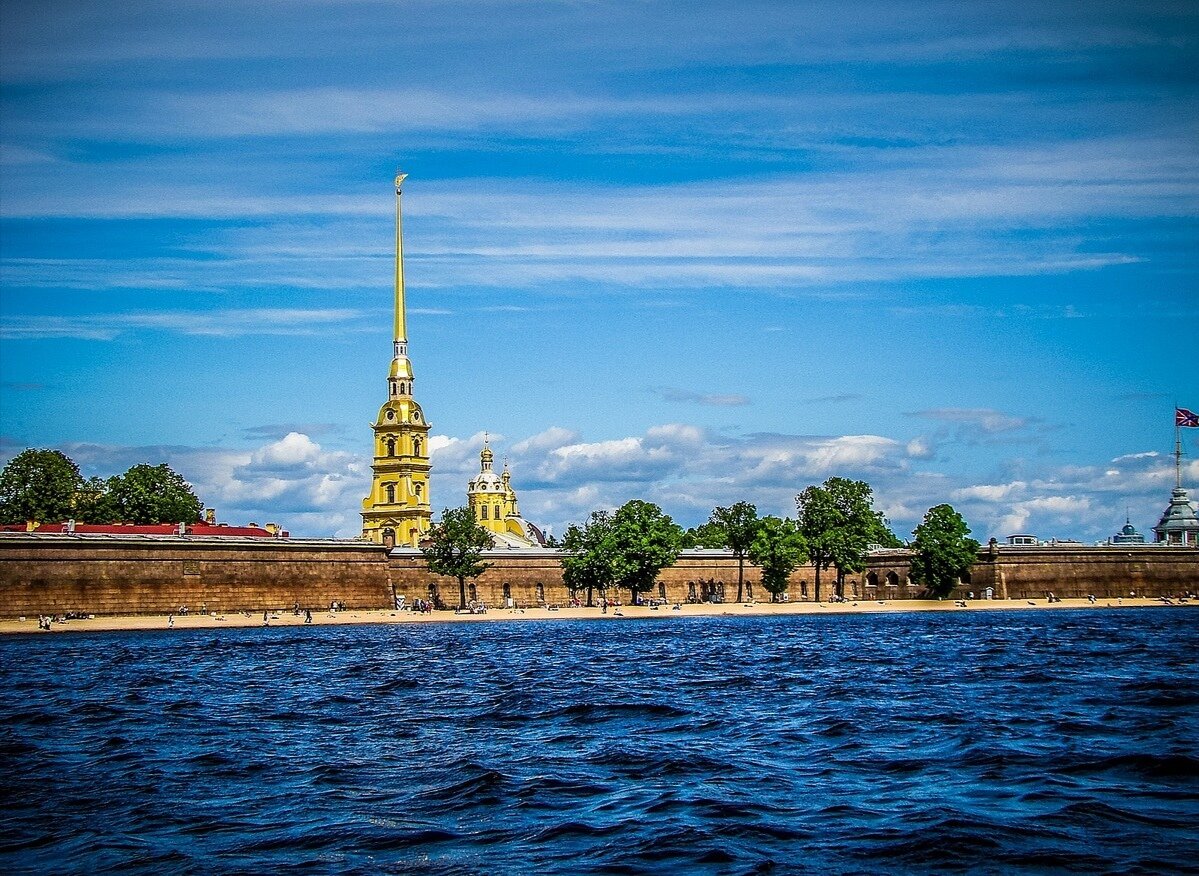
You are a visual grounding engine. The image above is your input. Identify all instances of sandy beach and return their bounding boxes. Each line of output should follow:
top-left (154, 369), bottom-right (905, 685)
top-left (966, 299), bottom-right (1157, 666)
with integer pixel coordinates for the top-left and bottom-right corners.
top-left (1, 596), bottom-right (1192, 635)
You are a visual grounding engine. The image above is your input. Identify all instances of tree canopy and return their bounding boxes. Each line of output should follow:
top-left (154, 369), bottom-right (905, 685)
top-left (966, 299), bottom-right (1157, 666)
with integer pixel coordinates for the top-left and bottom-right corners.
top-left (422, 506), bottom-right (494, 610)
top-left (105, 463), bottom-right (204, 525)
top-left (710, 501), bottom-right (760, 602)
top-left (560, 510), bottom-right (616, 606)
top-left (797, 477), bottom-right (898, 600)
top-left (607, 500), bottom-right (683, 603)
top-left (681, 520), bottom-right (727, 549)
top-left (0, 449), bottom-right (84, 524)
top-left (0, 450), bottom-right (206, 526)
top-left (910, 504), bottom-right (980, 598)
top-left (747, 516), bottom-right (808, 602)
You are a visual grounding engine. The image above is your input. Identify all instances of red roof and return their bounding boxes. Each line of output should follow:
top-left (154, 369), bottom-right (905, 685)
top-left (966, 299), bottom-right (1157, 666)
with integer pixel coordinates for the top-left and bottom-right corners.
top-left (0, 522), bottom-right (287, 537)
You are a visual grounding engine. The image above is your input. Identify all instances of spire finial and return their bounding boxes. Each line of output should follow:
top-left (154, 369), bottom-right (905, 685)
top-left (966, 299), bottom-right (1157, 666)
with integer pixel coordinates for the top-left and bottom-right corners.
top-left (393, 171), bottom-right (408, 350)
top-left (480, 432), bottom-right (494, 470)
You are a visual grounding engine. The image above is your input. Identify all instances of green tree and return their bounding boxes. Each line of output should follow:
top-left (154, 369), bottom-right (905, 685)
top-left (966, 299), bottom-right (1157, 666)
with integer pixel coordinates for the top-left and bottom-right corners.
top-left (747, 516), bottom-right (808, 602)
top-left (797, 477), bottom-right (898, 600)
top-left (422, 506), bottom-right (494, 610)
top-left (106, 463), bottom-right (203, 524)
top-left (608, 500), bottom-right (683, 605)
top-left (910, 504), bottom-right (980, 597)
top-left (824, 477), bottom-right (897, 597)
top-left (0, 449), bottom-right (85, 524)
top-left (710, 501), bottom-right (760, 603)
top-left (560, 511), bottom-right (616, 607)
top-left (795, 484), bottom-right (838, 602)
top-left (681, 520), bottom-right (727, 549)
top-left (75, 476), bottom-right (115, 524)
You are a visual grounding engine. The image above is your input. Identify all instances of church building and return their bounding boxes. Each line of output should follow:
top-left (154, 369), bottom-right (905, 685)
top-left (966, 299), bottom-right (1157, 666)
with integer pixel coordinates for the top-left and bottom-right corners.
top-left (361, 174), bottom-right (432, 547)
top-left (467, 438), bottom-right (545, 548)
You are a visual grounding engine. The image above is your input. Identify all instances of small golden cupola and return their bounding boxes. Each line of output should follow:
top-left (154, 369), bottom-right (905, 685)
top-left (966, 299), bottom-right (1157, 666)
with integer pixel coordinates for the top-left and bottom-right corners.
top-left (467, 436), bottom-right (543, 547)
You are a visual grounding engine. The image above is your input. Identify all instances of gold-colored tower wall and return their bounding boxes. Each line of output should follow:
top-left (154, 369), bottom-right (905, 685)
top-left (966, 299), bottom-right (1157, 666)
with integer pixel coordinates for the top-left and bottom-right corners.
top-left (361, 173), bottom-right (432, 546)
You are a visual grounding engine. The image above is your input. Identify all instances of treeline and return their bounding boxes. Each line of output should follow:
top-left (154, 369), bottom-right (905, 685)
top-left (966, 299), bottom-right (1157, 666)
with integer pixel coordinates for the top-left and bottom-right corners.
top-left (424, 476), bottom-right (980, 609)
top-left (0, 449), bottom-right (204, 526)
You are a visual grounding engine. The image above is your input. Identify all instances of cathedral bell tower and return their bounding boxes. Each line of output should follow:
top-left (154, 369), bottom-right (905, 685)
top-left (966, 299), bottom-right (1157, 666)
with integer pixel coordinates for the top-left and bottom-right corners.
top-left (361, 173), bottom-right (432, 547)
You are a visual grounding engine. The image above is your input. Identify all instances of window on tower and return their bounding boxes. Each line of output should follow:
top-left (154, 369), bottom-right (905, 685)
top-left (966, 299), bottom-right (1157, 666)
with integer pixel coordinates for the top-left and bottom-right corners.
top-left (481, 505), bottom-right (489, 520)
top-left (385, 484), bottom-right (395, 503)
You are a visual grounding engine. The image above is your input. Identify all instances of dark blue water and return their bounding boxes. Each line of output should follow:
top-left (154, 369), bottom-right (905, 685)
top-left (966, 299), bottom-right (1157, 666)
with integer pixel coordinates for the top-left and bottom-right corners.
top-left (2, 610), bottom-right (1198, 875)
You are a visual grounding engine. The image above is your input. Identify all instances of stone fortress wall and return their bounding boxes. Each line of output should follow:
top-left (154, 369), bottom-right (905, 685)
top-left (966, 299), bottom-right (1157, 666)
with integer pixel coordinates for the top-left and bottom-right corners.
top-left (0, 536), bottom-right (394, 618)
top-left (1, 534), bottom-right (1194, 617)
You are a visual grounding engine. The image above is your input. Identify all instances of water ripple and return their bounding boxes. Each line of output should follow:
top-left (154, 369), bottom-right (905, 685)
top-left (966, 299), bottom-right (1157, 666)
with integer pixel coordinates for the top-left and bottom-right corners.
top-left (2, 609), bottom-right (1197, 873)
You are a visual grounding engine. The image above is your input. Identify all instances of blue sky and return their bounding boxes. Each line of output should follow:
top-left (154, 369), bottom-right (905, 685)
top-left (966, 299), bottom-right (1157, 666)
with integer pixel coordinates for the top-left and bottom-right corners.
top-left (1, 0), bottom-right (1196, 540)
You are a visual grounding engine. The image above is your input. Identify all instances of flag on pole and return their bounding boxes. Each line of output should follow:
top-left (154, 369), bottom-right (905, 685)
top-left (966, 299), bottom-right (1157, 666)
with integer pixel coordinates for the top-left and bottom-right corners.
top-left (1177, 408), bottom-right (1199, 428)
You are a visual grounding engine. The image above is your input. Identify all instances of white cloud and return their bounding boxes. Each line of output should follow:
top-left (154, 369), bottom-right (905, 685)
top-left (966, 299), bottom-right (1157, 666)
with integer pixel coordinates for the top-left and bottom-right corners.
top-left (909, 407), bottom-right (1034, 434)
top-left (250, 432), bottom-right (321, 468)
top-left (7, 419), bottom-right (1190, 543)
top-left (0, 308), bottom-right (367, 341)
top-left (650, 386), bottom-right (752, 407)
top-left (510, 427), bottom-right (580, 455)
top-left (952, 482), bottom-right (1028, 503)
top-left (906, 437), bottom-right (934, 459)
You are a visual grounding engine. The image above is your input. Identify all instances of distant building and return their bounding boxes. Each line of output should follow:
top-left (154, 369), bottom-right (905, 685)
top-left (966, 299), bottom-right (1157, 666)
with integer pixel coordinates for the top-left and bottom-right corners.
top-left (361, 174), bottom-right (432, 548)
top-left (1109, 517), bottom-right (1146, 545)
top-left (0, 520), bottom-right (286, 537)
top-left (466, 439), bottom-right (545, 549)
top-left (1154, 487), bottom-right (1199, 546)
top-left (1006, 534), bottom-right (1038, 546)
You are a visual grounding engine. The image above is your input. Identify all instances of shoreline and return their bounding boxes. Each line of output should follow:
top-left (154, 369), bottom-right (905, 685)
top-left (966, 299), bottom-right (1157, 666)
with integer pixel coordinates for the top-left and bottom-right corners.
top-left (1, 597), bottom-right (1193, 635)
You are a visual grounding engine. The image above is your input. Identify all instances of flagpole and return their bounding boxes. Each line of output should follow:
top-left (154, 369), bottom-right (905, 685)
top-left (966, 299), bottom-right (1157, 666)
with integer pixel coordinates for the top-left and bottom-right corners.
top-left (1177, 420), bottom-right (1184, 490)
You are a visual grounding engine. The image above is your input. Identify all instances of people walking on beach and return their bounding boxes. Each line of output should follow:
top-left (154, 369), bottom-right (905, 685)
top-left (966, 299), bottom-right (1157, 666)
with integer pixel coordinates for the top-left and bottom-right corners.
top-left (263, 610), bottom-right (269, 626)
top-left (168, 614), bottom-right (174, 628)
top-left (305, 609), bottom-right (312, 624)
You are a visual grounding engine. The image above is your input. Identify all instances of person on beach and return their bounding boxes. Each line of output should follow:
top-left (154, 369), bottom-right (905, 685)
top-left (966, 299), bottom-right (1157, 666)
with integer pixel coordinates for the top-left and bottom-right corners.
top-left (305, 609), bottom-right (312, 624)
top-left (168, 614), bottom-right (174, 628)
top-left (263, 610), bottom-right (269, 626)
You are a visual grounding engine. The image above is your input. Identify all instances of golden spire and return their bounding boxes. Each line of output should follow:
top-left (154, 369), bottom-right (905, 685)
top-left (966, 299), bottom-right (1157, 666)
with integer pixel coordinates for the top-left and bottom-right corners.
top-left (394, 172), bottom-right (408, 354)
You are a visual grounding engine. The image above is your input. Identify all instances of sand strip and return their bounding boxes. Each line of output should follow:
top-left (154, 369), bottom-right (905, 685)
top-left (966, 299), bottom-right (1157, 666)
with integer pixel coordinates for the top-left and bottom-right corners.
top-left (1, 597), bottom-right (1192, 635)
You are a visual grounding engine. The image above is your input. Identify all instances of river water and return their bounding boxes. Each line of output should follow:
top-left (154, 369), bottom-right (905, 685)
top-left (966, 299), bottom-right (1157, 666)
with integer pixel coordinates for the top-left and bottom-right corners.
top-left (2, 609), bottom-right (1197, 874)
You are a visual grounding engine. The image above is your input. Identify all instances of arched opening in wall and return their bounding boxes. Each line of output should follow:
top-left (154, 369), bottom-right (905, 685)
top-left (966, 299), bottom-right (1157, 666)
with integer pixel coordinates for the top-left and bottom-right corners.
top-left (960, 570), bottom-right (972, 585)
top-left (502, 581), bottom-right (511, 605)
top-left (469, 582), bottom-right (478, 603)
top-left (481, 505), bottom-right (489, 520)
top-left (658, 582), bottom-right (666, 599)
top-left (427, 583), bottom-right (440, 608)
top-left (414, 438), bottom-right (422, 456)
top-left (414, 483), bottom-right (423, 501)
top-left (385, 483), bottom-right (396, 504)
top-left (535, 582), bottom-right (545, 606)
top-left (687, 581), bottom-right (697, 603)
top-left (407, 528), bottom-right (418, 546)
top-left (866, 571), bottom-right (879, 588)
top-left (886, 571), bottom-right (899, 588)
top-left (800, 580), bottom-right (808, 598)
top-left (746, 580), bottom-right (753, 600)
top-left (382, 528), bottom-right (395, 548)
top-left (386, 437), bottom-right (396, 457)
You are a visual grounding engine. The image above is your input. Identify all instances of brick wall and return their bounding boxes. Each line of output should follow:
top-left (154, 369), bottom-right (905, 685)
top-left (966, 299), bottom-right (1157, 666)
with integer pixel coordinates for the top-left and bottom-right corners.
top-left (0, 535), bottom-right (393, 616)
top-left (1, 534), bottom-right (1194, 617)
